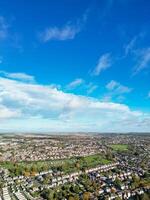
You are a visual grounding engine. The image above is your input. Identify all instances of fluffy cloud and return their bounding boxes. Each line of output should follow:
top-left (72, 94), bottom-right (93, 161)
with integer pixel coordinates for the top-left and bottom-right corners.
top-left (0, 71), bottom-right (35, 82)
top-left (103, 80), bottom-right (132, 102)
top-left (92, 53), bottom-right (112, 76)
top-left (124, 35), bottom-right (150, 75)
top-left (133, 47), bottom-right (150, 74)
top-left (39, 10), bottom-right (88, 42)
top-left (124, 37), bottom-right (137, 56)
top-left (66, 78), bottom-right (98, 95)
top-left (66, 78), bottom-right (84, 90)
top-left (0, 105), bottom-right (21, 119)
top-left (106, 80), bottom-right (132, 94)
top-left (0, 74), bottom-right (149, 132)
top-left (86, 83), bottom-right (98, 95)
top-left (39, 24), bottom-right (80, 42)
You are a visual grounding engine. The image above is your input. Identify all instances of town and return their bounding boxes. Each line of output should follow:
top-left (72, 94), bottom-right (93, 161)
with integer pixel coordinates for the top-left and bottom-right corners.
top-left (0, 133), bottom-right (149, 200)
top-left (0, 0), bottom-right (150, 199)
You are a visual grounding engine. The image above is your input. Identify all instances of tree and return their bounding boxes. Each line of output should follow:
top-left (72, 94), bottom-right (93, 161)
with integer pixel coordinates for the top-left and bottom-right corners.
top-left (105, 151), bottom-right (113, 160)
top-left (0, 181), bottom-right (4, 189)
top-left (83, 192), bottom-right (90, 200)
top-left (132, 175), bottom-right (140, 188)
top-left (75, 161), bottom-right (80, 170)
top-left (43, 173), bottom-right (52, 184)
top-left (23, 171), bottom-right (30, 177)
top-left (41, 189), bottom-right (54, 200)
top-left (141, 193), bottom-right (150, 200)
top-left (68, 196), bottom-right (75, 200)
top-left (115, 197), bottom-right (121, 200)
top-left (114, 178), bottom-right (121, 188)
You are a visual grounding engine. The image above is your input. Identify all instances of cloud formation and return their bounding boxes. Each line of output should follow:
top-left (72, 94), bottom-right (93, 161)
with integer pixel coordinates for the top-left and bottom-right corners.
top-left (86, 82), bottom-right (98, 95)
top-left (124, 36), bottom-right (137, 56)
top-left (66, 78), bottom-right (98, 95)
top-left (66, 78), bottom-right (84, 90)
top-left (133, 47), bottom-right (150, 74)
top-left (39, 24), bottom-right (80, 42)
top-left (123, 34), bottom-right (150, 75)
top-left (103, 80), bottom-right (132, 102)
top-left (92, 53), bottom-right (112, 76)
top-left (0, 73), bottom-right (149, 132)
top-left (0, 71), bottom-right (35, 82)
top-left (106, 80), bottom-right (132, 94)
top-left (0, 16), bottom-right (9, 40)
top-left (39, 10), bottom-right (88, 42)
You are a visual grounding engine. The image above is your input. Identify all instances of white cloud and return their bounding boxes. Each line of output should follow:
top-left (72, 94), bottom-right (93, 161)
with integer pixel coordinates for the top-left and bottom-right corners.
top-left (66, 78), bottom-right (84, 90)
top-left (92, 53), bottom-right (112, 76)
top-left (0, 74), bottom-right (149, 132)
top-left (39, 24), bottom-right (80, 42)
top-left (106, 80), bottom-right (118, 90)
top-left (0, 16), bottom-right (9, 40)
top-left (0, 71), bottom-right (35, 82)
top-left (86, 83), bottom-right (98, 94)
top-left (133, 47), bottom-right (150, 74)
top-left (124, 32), bottom-right (146, 56)
top-left (104, 80), bottom-right (132, 102)
top-left (106, 80), bottom-right (132, 94)
top-left (66, 79), bottom-right (98, 95)
top-left (0, 105), bottom-right (21, 119)
top-left (38, 9), bottom-right (89, 42)
top-left (124, 36), bottom-right (137, 56)
top-left (124, 35), bottom-right (150, 75)
top-left (0, 16), bottom-right (22, 51)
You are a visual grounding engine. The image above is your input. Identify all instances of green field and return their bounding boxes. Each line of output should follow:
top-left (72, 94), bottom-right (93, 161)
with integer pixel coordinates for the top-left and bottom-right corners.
top-left (82, 154), bottom-right (111, 167)
top-left (0, 154), bottom-right (112, 176)
top-left (110, 144), bottom-right (128, 151)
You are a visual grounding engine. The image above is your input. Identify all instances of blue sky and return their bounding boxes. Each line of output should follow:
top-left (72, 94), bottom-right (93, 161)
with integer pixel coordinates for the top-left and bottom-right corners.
top-left (0, 0), bottom-right (150, 132)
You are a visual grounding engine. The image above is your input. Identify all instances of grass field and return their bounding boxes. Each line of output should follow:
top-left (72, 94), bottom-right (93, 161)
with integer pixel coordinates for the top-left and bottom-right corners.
top-left (82, 154), bottom-right (111, 167)
top-left (110, 144), bottom-right (128, 151)
top-left (0, 154), bottom-right (111, 176)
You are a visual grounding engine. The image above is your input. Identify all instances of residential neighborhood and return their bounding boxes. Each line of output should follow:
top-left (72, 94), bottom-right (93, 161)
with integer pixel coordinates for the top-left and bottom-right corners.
top-left (0, 134), bottom-right (149, 200)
